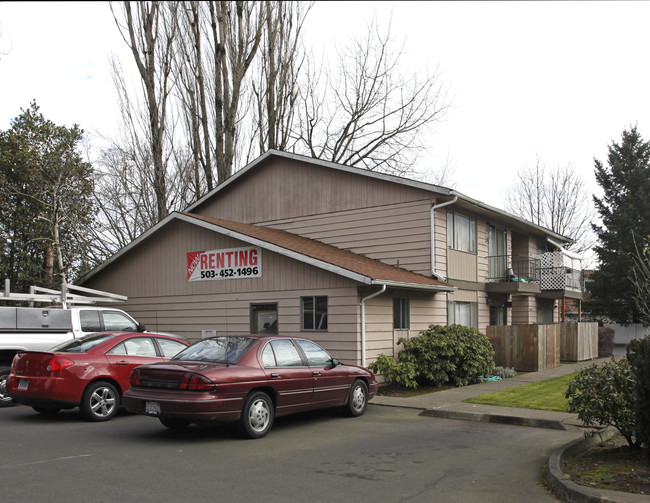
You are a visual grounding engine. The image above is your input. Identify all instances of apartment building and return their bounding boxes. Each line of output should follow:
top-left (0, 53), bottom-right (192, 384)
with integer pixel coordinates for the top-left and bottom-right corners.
top-left (81, 150), bottom-right (582, 365)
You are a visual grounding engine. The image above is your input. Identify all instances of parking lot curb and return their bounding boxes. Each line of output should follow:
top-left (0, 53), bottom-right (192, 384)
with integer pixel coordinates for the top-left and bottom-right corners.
top-left (545, 428), bottom-right (650, 503)
top-left (418, 408), bottom-right (568, 430)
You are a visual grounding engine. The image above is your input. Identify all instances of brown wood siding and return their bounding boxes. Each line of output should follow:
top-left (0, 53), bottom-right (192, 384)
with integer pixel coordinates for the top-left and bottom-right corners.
top-left (83, 220), bottom-right (365, 362)
top-left (261, 199), bottom-right (434, 275)
top-left (358, 288), bottom-right (449, 363)
top-left (512, 296), bottom-right (536, 325)
top-left (434, 209), bottom-right (447, 278)
top-left (196, 158), bottom-right (435, 224)
top-left (447, 249), bottom-right (478, 281)
top-left (476, 217), bottom-right (489, 282)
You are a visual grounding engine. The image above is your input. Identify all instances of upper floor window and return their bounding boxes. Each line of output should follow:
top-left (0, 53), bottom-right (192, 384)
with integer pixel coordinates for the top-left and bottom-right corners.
top-left (447, 211), bottom-right (477, 253)
top-left (393, 297), bottom-right (410, 329)
top-left (301, 296), bottom-right (328, 331)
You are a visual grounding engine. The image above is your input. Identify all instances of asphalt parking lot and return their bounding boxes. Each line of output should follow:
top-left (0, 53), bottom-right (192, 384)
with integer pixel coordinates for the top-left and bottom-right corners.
top-left (1, 402), bottom-right (580, 503)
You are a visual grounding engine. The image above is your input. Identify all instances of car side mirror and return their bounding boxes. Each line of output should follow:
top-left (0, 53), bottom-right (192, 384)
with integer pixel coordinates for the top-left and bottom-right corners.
top-left (330, 358), bottom-right (340, 368)
top-left (136, 322), bottom-right (146, 333)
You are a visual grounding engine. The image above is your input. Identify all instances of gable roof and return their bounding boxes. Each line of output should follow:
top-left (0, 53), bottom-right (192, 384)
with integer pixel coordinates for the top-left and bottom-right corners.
top-left (187, 149), bottom-right (573, 244)
top-left (80, 211), bottom-right (456, 292)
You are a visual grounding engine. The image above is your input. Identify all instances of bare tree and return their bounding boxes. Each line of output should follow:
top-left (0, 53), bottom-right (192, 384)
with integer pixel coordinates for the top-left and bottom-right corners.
top-left (505, 159), bottom-right (596, 254)
top-left (296, 17), bottom-right (449, 175)
top-left (631, 235), bottom-right (650, 326)
top-left (250, 1), bottom-right (310, 155)
top-left (413, 152), bottom-right (458, 188)
top-left (111, 1), bottom-right (179, 222)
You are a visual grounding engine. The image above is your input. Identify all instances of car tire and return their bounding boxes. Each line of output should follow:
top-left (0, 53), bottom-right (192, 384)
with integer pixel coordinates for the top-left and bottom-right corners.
top-left (80, 381), bottom-right (119, 422)
top-left (239, 391), bottom-right (274, 439)
top-left (345, 379), bottom-right (368, 417)
top-left (0, 373), bottom-right (15, 407)
top-left (32, 406), bottom-right (61, 415)
top-left (159, 417), bottom-right (191, 430)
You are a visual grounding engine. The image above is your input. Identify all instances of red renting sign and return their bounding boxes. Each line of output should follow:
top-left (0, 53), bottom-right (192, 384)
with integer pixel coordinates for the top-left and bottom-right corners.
top-left (187, 246), bottom-right (261, 281)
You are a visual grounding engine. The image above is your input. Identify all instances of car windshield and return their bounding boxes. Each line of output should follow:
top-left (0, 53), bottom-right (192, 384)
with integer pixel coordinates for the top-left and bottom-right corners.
top-left (172, 337), bottom-right (257, 364)
top-left (50, 333), bottom-right (117, 353)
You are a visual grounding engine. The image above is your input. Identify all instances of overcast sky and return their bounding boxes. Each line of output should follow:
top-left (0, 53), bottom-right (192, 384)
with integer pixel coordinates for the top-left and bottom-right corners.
top-left (1, 1), bottom-right (648, 214)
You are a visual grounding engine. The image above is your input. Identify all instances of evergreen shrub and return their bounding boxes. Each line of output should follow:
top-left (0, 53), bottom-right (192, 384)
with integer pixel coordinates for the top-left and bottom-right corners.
top-left (369, 324), bottom-right (495, 388)
top-left (566, 358), bottom-right (639, 448)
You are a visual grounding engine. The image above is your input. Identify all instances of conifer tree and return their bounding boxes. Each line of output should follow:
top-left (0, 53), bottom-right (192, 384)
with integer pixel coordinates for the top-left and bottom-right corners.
top-left (587, 127), bottom-right (650, 324)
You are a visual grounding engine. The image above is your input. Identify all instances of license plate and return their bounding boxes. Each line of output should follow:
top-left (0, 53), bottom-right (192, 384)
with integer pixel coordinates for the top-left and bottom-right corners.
top-left (18, 379), bottom-right (29, 390)
top-left (145, 401), bottom-right (161, 416)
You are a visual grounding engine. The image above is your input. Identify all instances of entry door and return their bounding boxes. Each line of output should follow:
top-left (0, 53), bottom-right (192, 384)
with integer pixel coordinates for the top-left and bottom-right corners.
top-left (488, 225), bottom-right (507, 280)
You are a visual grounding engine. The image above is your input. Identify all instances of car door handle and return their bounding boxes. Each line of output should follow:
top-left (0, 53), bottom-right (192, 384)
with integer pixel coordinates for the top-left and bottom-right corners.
top-left (116, 361), bottom-right (129, 366)
top-left (312, 371), bottom-right (320, 376)
top-left (271, 373), bottom-right (281, 378)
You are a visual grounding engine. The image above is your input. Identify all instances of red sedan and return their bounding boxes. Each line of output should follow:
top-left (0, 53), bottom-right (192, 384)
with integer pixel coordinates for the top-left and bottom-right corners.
top-left (123, 335), bottom-right (378, 438)
top-left (7, 332), bottom-right (189, 421)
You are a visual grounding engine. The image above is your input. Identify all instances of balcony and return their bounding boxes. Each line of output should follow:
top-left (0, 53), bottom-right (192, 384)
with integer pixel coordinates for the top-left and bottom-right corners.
top-left (486, 254), bottom-right (541, 295)
top-left (486, 252), bottom-right (583, 299)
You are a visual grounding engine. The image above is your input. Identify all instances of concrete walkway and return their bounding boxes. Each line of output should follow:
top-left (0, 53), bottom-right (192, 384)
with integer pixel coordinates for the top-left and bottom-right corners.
top-left (371, 357), bottom-right (610, 431)
top-left (369, 350), bottom-right (650, 503)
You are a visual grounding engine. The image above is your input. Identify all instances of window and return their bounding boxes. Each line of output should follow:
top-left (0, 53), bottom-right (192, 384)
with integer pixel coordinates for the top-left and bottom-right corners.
top-left (102, 311), bottom-right (138, 331)
top-left (250, 304), bottom-right (278, 334)
top-left (296, 339), bottom-right (333, 366)
top-left (301, 296), bottom-right (328, 331)
top-left (448, 301), bottom-right (478, 329)
top-left (393, 297), bottom-right (410, 329)
top-left (447, 211), bottom-right (477, 253)
top-left (489, 304), bottom-right (508, 326)
top-left (262, 339), bottom-right (304, 367)
top-left (108, 337), bottom-right (157, 357)
top-left (156, 338), bottom-right (188, 358)
top-left (537, 302), bottom-right (555, 324)
top-left (79, 310), bottom-right (101, 332)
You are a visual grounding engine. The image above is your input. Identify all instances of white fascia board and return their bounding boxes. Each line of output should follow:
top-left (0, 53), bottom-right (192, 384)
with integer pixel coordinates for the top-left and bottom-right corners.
top-left (177, 213), bottom-right (373, 285)
top-left (451, 190), bottom-right (573, 244)
top-left (372, 279), bottom-right (457, 292)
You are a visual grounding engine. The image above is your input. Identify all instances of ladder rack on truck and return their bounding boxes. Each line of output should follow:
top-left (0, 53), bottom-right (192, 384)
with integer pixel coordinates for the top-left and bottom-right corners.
top-left (1, 279), bottom-right (127, 309)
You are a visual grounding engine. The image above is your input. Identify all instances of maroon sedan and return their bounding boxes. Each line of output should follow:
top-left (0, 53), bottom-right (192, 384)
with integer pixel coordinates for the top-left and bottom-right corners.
top-left (123, 335), bottom-right (378, 438)
top-left (7, 332), bottom-right (189, 421)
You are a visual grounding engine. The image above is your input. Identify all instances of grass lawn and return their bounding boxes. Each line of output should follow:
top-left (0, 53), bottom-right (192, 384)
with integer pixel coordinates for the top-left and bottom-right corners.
top-left (464, 372), bottom-right (578, 412)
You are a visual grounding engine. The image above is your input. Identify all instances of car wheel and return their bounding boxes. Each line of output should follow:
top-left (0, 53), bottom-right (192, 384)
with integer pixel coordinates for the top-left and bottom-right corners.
top-left (239, 391), bottom-right (274, 439)
top-left (80, 381), bottom-right (119, 422)
top-left (345, 379), bottom-right (368, 417)
top-left (0, 373), bottom-right (15, 407)
top-left (32, 406), bottom-right (61, 415)
top-left (159, 417), bottom-right (191, 430)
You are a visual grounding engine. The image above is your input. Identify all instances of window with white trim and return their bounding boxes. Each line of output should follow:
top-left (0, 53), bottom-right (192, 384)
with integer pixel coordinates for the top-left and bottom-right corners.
top-left (448, 301), bottom-right (478, 329)
top-left (447, 211), bottom-right (477, 253)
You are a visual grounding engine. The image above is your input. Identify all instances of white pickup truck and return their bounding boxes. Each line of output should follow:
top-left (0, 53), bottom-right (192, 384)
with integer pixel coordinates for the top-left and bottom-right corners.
top-left (0, 305), bottom-right (147, 406)
top-left (0, 281), bottom-right (150, 407)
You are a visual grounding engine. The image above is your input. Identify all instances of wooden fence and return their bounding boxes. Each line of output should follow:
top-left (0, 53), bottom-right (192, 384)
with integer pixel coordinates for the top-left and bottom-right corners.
top-left (487, 322), bottom-right (598, 372)
top-left (560, 322), bottom-right (598, 361)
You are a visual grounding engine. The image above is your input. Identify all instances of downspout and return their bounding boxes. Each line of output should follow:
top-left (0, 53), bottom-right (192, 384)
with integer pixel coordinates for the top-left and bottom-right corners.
top-left (431, 196), bottom-right (458, 280)
top-left (360, 284), bottom-right (387, 367)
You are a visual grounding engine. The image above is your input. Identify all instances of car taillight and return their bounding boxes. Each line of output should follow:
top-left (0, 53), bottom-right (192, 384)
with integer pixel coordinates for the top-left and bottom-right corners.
top-left (47, 356), bottom-right (74, 372)
top-left (179, 373), bottom-right (215, 391)
top-left (130, 369), bottom-right (141, 386)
